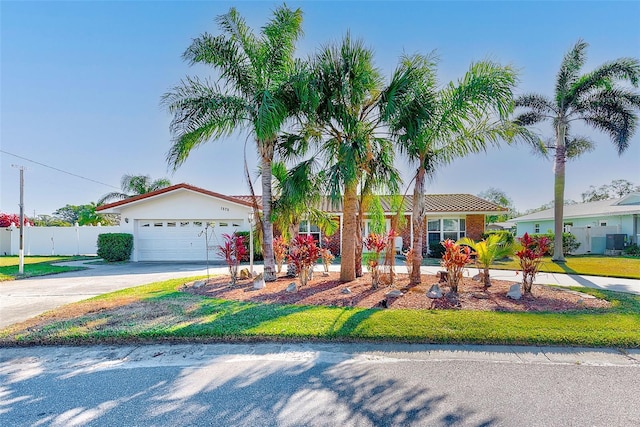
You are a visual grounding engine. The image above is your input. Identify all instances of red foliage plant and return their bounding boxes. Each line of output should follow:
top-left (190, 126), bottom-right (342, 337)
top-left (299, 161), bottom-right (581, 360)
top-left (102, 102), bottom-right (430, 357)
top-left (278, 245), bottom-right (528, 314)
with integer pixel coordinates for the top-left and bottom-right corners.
top-left (273, 236), bottom-right (288, 274)
top-left (440, 239), bottom-right (473, 293)
top-left (0, 213), bottom-right (32, 228)
top-left (216, 232), bottom-right (247, 285)
top-left (287, 235), bottom-right (320, 288)
top-left (516, 232), bottom-right (550, 294)
top-left (364, 232), bottom-right (391, 289)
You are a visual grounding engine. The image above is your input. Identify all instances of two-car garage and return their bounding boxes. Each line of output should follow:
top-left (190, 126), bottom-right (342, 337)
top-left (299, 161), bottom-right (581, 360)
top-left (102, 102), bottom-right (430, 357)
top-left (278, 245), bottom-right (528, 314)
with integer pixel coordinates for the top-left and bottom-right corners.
top-left (96, 184), bottom-right (255, 262)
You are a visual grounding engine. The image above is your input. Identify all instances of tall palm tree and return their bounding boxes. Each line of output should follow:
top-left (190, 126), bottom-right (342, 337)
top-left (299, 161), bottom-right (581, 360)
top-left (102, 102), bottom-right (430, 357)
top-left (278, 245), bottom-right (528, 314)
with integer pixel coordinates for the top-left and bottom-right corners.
top-left (306, 34), bottom-right (414, 282)
top-left (162, 5), bottom-right (304, 281)
top-left (389, 54), bottom-right (522, 285)
top-left (98, 174), bottom-right (171, 205)
top-left (514, 39), bottom-right (640, 262)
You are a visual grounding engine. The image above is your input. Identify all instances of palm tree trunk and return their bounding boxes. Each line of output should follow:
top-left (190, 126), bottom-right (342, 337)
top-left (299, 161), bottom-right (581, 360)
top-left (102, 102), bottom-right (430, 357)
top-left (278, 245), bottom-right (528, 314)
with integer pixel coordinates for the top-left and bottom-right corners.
top-left (340, 181), bottom-right (358, 282)
top-left (355, 197), bottom-right (365, 278)
top-left (553, 123), bottom-right (567, 263)
top-left (261, 149), bottom-right (277, 282)
top-left (410, 167), bottom-right (426, 285)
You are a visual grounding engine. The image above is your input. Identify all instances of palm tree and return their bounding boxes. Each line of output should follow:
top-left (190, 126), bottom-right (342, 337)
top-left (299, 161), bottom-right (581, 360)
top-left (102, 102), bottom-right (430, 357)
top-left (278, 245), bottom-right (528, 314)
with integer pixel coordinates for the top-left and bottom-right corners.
top-left (304, 34), bottom-right (431, 282)
top-left (162, 5), bottom-right (304, 281)
top-left (514, 39), bottom-right (640, 262)
top-left (389, 54), bottom-right (522, 285)
top-left (98, 174), bottom-right (171, 205)
top-left (458, 234), bottom-right (515, 289)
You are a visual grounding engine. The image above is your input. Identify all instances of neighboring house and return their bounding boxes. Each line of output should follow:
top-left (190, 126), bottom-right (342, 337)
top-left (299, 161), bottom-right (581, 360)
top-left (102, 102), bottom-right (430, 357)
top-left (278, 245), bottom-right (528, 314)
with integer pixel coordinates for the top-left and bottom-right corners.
top-left (98, 183), bottom-right (506, 261)
top-left (511, 193), bottom-right (640, 254)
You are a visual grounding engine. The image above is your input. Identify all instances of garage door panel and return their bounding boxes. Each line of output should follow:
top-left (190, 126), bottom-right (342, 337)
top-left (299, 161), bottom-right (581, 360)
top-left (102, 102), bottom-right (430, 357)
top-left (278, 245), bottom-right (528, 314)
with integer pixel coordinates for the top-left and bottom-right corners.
top-left (136, 219), bottom-right (234, 261)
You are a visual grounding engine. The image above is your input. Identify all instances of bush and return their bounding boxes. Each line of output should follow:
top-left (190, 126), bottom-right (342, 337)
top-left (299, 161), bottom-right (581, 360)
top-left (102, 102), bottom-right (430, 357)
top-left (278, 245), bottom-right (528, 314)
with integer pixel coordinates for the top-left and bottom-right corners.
top-left (481, 230), bottom-right (514, 245)
top-left (624, 244), bottom-right (640, 256)
top-left (97, 233), bottom-right (133, 262)
top-left (531, 232), bottom-right (580, 256)
top-left (236, 231), bottom-right (263, 261)
top-left (428, 243), bottom-right (446, 259)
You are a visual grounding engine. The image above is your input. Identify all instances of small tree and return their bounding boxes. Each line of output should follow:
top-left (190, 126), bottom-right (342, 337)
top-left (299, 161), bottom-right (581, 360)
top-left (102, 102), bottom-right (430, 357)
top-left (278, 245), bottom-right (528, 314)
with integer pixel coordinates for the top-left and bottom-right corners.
top-left (440, 239), bottom-right (473, 294)
top-left (458, 234), bottom-right (516, 289)
top-left (288, 235), bottom-right (320, 289)
top-left (319, 238), bottom-right (334, 274)
top-left (364, 232), bottom-right (388, 289)
top-left (273, 236), bottom-right (288, 274)
top-left (515, 233), bottom-right (550, 294)
top-left (216, 233), bottom-right (247, 285)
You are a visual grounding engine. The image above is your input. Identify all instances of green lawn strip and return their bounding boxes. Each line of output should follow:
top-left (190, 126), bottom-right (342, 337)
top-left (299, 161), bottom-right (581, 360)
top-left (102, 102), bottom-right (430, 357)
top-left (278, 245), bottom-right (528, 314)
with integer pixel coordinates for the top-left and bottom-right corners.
top-left (1, 276), bottom-right (639, 348)
top-left (490, 255), bottom-right (640, 279)
top-left (0, 256), bottom-right (92, 281)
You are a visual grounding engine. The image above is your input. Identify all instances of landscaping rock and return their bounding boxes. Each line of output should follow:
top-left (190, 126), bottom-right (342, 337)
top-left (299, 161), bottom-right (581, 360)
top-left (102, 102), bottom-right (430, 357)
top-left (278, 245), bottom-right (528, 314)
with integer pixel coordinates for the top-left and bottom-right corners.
top-left (426, 284), bottom-right (443, 299)
top-left (341, 287), bottom-right (352, 294)
top-left (253, 273), bottom-right (265, 290)
top-left (286, 282), bottom-right (297, 293)
top-left (472, 292), bottom-right (489, 299)
top-left (193, 280), bottom-right (206, 289)
top-left (386, 289), bottom-right (404, 298)
top-left (472, 273), bottom-right (483, 282)
top-left (239, 268), bottom-right (251, 279)
top-left (507, 283), bottom-right (522, 300)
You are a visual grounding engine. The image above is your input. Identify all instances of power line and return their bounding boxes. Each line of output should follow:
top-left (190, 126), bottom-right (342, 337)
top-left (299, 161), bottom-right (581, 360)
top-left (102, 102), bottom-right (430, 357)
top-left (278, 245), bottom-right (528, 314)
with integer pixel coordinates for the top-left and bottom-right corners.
top-left (0, 149), bottom-right (119, 189)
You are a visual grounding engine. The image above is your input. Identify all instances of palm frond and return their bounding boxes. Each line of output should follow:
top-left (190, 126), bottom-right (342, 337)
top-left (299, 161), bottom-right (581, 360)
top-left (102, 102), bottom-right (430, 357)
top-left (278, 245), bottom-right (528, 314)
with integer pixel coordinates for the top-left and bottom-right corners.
top-left (565, 136), bottom-right (595, 160)
top-left (555, 39), bottom-right (588, 107)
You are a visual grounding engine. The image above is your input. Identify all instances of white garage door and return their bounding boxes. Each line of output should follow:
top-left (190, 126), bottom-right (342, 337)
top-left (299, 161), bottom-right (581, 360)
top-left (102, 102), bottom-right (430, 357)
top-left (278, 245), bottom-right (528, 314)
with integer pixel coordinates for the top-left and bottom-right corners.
top-left (136, 220), bottom-right (242, 261)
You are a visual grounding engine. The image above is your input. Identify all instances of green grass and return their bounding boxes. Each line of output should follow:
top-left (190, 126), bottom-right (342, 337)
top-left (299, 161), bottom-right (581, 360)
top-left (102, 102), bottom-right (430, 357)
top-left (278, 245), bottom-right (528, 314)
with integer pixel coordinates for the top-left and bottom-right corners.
top-left (2, 276), bottom-right (639, 348)
top-left (0, 256), bottom-right (92, 281)
top-left (489, 255), bottom-right (640, 279)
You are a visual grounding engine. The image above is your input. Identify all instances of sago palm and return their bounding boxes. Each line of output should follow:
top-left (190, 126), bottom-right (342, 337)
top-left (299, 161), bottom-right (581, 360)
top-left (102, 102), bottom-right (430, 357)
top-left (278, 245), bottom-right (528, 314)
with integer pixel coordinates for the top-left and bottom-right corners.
top-left (514, 39), bottom-right (640, 262)
top-left (389, 54), bottom-right (523, 285)
top-left (162, 5), bottom-right (304, 281)
top-left (458, 234), bottom-right (515, 289)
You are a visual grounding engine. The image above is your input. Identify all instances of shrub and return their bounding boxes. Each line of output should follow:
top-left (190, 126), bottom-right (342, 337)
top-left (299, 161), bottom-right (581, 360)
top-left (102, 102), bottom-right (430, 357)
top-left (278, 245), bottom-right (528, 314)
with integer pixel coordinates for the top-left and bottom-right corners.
top-left (516, 233), bottom-right (550, 294)
top-left (97, 233), bottom-right (133, 262)
top-left (481, 230), bottom-right (514, 245)
top-left (428, 243), bottom-right (446, 259)
top-left (216, 232), bottom-right (247, 285)
top-left (236, 231), bottom-right (263, 261)
top-left (531, 232), bottom-right (580, 256)
top-left (624, 244), bottom-right (640, 256)
top-left (288, 235), bottom-right (320, 289)
top-left (273, 236), bottom-right (288, 273)
top-left (364, 232), bottom-right (388, 289)
top-left (440, 239), bottom-right (473, 293)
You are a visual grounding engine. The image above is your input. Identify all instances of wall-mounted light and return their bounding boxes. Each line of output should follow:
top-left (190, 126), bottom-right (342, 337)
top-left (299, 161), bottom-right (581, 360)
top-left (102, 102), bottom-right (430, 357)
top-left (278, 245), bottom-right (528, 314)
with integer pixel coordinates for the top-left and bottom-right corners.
top-left (124, 217), bottom-right (129, 223)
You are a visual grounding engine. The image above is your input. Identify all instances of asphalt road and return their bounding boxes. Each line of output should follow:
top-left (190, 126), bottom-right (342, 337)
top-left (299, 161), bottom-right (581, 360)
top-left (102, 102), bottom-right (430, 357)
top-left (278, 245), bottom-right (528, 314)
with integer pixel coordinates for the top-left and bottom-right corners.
top-left (1, 343), bottom-right (639, 426)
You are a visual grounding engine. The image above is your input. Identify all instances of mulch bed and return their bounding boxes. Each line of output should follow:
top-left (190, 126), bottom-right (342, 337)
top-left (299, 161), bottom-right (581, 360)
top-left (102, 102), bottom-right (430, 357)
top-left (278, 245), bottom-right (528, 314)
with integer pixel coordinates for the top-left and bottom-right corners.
top-left (184, 270), bottom-right (611, 312)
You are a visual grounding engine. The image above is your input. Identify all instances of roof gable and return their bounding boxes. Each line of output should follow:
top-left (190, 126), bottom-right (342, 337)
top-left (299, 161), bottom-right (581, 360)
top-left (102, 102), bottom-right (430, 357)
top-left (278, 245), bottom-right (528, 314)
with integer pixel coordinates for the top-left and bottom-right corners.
top-left (96, 183), bottom-right (256, 212)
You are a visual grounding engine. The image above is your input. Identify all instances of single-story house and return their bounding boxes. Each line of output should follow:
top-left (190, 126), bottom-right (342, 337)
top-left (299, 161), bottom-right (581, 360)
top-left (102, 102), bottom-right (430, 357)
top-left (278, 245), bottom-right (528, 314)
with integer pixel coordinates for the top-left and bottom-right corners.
top-left (510, 193), bottom-right (640, 254)
top-left (97, 183), bottom-right (507, 262)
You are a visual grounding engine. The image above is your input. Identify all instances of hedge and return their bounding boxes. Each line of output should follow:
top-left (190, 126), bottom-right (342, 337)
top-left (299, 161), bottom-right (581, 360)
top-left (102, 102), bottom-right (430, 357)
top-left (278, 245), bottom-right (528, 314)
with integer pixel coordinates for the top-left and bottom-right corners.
top-left (97, 233), bottom-right (133, 262)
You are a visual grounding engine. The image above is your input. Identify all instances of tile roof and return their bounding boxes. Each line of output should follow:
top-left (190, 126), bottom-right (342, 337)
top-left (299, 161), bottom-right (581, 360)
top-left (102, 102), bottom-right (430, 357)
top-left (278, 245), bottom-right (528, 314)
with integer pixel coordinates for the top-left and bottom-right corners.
top-left (234, 193), bottom-right (506, 214)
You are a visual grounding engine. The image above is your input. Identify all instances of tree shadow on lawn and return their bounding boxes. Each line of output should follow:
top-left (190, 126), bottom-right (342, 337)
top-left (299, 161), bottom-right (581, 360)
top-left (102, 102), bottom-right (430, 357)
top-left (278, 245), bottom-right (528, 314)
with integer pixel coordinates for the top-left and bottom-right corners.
top-left (0, 345), bottom-right (500, 426)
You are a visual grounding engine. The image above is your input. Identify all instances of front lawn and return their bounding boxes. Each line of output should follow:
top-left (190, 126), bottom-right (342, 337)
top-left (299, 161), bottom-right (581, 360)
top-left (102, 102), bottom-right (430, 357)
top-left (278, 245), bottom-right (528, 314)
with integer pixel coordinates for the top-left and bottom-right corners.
top-left (2, 275), bottom-right (639, 348)
top-left (489, 255), bottom-right (640, 279)
top-left (0, 256), bottom-right (91, 281)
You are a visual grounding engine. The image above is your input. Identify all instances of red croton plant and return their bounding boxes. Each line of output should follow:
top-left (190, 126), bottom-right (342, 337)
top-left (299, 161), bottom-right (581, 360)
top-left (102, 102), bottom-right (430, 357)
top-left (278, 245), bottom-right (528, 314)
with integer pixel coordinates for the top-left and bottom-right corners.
top-left (440, 239), bottom-right (473, 293)
top-left (516, 232), bottom-right (550, 294)
top-left (287, 235), bottom-right (320, 289)
top-left (364, 232), bottom-right (389, 289)
top-left (216, 232), bottom-right (247, 285)
top-left (273, 236), bottom-right (288, 274)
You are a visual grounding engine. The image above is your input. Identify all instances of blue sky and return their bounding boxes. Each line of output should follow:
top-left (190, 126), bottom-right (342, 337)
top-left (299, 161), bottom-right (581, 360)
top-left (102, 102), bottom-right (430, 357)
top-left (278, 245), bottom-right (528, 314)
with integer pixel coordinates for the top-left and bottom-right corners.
top-left (1, 1), bottom-right (639, 217)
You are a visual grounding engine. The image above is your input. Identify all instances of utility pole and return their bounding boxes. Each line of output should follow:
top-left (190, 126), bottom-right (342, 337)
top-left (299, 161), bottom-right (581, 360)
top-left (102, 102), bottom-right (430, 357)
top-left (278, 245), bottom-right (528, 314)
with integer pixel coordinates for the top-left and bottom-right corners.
top-left (12, 165), bottom-right (25, 274)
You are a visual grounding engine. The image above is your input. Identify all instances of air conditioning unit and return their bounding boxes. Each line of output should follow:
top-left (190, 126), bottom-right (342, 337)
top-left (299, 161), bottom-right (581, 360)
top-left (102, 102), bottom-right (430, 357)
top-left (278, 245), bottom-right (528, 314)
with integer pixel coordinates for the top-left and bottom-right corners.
top-left (606, 234), bottom-right (625, 250)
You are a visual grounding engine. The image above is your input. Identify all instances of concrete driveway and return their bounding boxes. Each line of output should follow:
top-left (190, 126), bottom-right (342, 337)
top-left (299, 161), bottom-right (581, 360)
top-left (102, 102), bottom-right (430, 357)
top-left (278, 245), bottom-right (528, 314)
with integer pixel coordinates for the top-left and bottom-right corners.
top-left (0, 261), bottom-right (237, 329)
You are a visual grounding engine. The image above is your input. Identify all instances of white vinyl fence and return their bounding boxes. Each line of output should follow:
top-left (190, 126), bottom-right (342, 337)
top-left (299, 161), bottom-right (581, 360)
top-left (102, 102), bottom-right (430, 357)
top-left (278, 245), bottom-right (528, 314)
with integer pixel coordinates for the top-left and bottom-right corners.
top-left (1, 225), bottom-right (120, 256)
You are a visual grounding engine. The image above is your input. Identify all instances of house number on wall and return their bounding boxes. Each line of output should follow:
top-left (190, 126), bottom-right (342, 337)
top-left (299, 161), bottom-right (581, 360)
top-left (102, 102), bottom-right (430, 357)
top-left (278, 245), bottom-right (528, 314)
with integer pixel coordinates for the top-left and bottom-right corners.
top-left (220, 207), bottom-right (229, 212)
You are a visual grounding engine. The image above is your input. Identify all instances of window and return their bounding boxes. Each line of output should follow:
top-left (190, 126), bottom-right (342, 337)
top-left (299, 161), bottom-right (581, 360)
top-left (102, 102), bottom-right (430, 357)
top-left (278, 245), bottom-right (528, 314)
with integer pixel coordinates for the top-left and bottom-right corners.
top-left (153, 222), bottom-right (163, 227)
top-left (141, 222), bottom-right (150, 228)
top-left (599, 221), bottom-right (607, 227)
top-left (563, 222), bottom-right (573, 232)
top-left (167, 222), bottom-right (176, 228)
top-left (193, 221), bottom-right (203, 227)
top-left (299, 220), bottom-right (321, 243)
top-left (180, 221), bottom-right (189, 227)
top-left (219, 222), bottom-right (228, 227)
top-left (427, 218), bottom-right (466, 254)
top-left (534, 223), bottom-right (540, 233)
